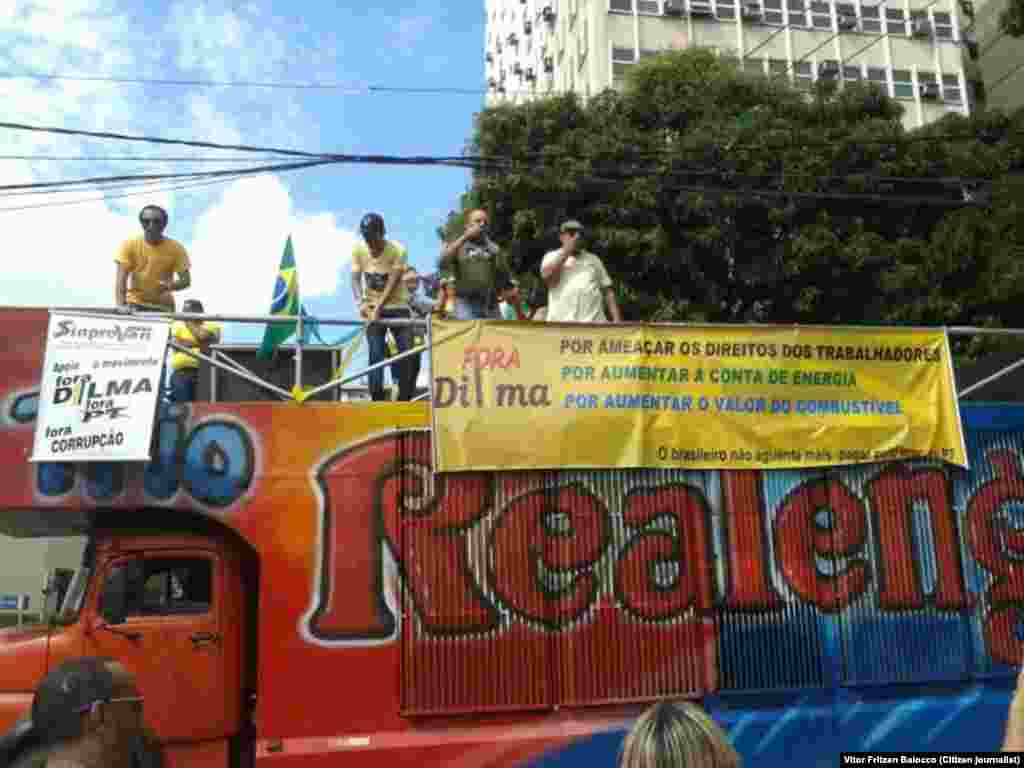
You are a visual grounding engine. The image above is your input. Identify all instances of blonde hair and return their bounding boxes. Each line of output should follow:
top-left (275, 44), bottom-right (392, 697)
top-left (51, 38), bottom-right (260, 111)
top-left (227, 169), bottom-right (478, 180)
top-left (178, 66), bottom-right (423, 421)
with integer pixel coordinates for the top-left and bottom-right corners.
top-left (619, 701), bottom-right (740, 768)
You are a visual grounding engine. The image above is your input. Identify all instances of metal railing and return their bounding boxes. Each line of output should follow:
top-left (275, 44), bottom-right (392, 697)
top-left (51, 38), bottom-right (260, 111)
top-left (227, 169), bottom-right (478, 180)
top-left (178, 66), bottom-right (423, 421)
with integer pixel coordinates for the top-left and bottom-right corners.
top-left (12, 305), bottom-right (1024, 402)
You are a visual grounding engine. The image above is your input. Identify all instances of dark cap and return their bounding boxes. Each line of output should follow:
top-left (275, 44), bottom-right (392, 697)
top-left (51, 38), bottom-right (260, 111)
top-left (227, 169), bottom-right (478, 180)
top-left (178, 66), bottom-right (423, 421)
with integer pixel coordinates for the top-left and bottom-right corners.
top-left (560, 220), bottom-right (584, 233)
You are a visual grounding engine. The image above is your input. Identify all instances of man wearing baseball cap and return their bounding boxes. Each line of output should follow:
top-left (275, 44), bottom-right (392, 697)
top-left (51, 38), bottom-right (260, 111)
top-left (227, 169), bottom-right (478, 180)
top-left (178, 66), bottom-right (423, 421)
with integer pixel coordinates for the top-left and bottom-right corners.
top-left (540, 220), bottom-right (622, 323)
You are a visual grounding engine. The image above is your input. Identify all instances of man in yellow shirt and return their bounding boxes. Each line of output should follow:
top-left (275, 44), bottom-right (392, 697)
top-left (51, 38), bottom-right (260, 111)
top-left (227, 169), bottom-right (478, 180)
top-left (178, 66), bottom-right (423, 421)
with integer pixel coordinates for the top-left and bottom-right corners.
top-left (115, 205), bottom-right (191, 312)
top-left (168, 299), bottom-right (221, 402)
top-left (351, 213), bottom-right (415, 401)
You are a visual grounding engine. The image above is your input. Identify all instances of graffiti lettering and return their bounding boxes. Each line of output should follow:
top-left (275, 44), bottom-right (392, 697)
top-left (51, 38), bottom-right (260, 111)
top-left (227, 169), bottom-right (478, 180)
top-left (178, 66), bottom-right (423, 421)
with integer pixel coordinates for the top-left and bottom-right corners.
top-left (868, 465), bottom-right (968, 612)
top-left (33, 404), bottom-right (253, 509)
top-left (489, 484), bottom-right (610, 629)
top-left (967, 450), bottom-right (1024, 665)
top-left (773, 478), bottom-right (868, 612)
top-left (616, 485), bottom-right (714, 621)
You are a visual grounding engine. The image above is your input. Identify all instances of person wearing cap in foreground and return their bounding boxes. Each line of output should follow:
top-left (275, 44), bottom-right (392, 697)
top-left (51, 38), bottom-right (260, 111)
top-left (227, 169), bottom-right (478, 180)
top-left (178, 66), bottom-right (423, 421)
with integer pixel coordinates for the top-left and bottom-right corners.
top-left (8, 658), bottom-right (160, 768)
top-left (540, 220), bottom-right (622, 323)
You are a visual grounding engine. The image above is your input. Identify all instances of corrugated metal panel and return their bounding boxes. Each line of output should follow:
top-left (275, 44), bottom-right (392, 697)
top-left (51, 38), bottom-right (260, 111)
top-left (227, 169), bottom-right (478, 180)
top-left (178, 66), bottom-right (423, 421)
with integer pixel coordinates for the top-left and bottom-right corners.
top-left (398, 434), bottom-right (553, 714)
top-left (558, 469), bottom-right (715, 706)
top-left (960, 429), bottom-right (1024, 677)
top-left (398, 409), bottom-right (1024, 715)
top-left (837, 461), bottom-right (973, 686)
top-left (718, 468), bottom-right (828, 691)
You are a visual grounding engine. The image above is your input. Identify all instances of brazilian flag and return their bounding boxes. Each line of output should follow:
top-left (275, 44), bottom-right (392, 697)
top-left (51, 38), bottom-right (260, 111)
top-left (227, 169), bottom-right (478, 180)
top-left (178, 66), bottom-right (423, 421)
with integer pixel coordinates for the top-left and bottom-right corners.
top-left (258, 235), bottom-right (299, 359)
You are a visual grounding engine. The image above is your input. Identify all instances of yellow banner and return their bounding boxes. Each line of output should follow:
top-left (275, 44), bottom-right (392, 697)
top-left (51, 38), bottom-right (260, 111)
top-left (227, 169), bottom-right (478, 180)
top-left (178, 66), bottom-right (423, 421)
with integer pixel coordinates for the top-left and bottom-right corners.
top-left (429, 320), bottom-right (968, 473)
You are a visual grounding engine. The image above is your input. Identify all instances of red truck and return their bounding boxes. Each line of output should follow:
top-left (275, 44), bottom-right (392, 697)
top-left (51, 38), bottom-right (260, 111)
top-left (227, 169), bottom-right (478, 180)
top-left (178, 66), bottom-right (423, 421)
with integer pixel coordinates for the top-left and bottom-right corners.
top-left (0, 307), bottom-right (1018, 766)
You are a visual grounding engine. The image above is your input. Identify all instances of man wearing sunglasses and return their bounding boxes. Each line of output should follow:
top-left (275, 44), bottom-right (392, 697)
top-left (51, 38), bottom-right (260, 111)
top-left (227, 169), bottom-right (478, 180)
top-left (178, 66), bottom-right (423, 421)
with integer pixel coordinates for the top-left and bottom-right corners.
top-left (115, 204), bottom-right (191, 313)
top-left (541, 220), bottom-right (622, 324)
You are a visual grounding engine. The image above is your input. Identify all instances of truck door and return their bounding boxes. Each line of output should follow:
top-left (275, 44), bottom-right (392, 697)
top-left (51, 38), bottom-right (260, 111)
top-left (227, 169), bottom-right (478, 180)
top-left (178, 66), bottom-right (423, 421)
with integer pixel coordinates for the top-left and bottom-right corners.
top-left (85, 551), bottom-right (229, 744)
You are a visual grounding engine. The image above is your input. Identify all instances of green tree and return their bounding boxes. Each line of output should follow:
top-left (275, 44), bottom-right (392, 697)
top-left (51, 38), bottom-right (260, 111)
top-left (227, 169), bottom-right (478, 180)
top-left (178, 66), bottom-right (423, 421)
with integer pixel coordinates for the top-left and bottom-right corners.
top-left (444, 48), bottom-right (1024, 355)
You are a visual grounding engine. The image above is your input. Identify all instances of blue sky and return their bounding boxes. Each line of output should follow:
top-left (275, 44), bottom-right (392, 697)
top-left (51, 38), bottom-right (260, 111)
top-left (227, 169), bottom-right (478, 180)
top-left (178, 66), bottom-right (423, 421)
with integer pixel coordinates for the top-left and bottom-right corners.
top-left (0, 0), bottom-right (487, 377)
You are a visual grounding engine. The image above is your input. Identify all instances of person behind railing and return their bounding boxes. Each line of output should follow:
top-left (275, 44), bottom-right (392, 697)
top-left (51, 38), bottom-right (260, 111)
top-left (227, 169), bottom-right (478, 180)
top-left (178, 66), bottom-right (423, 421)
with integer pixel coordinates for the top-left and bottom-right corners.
top-left (619, 700), bottom-right (740, 768)
top-left (499, 278), bottom-right (529, 321)
top-left (438, 208), bottom-right (516, 320)
top-left (402, 267), bottom-right (438, 398)
top-left (115, 204), bottom-right (191, 313)
top-left (168, 299), bottom-right (221, 403)
top-left (351, 213), bottom-right (415, 402)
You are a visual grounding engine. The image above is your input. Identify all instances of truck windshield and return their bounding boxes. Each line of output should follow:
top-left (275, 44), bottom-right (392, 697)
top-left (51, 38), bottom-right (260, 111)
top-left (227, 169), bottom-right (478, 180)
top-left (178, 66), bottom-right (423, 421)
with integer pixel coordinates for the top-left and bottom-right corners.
top-left (0, 531), bottom-right (89, 627)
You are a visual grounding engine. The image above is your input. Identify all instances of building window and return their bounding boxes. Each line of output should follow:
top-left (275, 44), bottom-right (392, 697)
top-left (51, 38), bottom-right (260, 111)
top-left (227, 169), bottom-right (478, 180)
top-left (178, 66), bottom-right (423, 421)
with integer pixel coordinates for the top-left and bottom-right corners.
top-left (718, 0), bottom-right (737, 19)
top-left (867, 66), bottom-right (888, 94)
top-left (810, 1), bottom-right (831, 27)
top-left (612, 46), bottom-right (636, 80)
top-left (932, 11), bottom-right (953, 38)
top-left (787, 0), bottom-right (807, 26)
top-left (794, 61), bottom-right (813, 89)
top-left (639, 48), bottom-right (661, 59)
top-left (610, 0), bottom-right (632, 11)
top-left (885, 7), bottom-right (906, 34)
top-left (843, 64), bottom-right (862, 80)
top-left (860, 4), bottom-right (882, 32)
top-left (763, 0), bottom-right (784, 23)
top-left (942, 73), bottom-right (962, 102)
top-left (638, 0), bottom-right (661, 12)
top-left (892, 68), bottom-right (913, 98)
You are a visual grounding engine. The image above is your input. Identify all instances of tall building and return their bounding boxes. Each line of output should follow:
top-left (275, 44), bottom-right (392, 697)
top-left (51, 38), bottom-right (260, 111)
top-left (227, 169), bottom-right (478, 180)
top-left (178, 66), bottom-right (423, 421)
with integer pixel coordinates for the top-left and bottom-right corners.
top-left (484, 0), bottom-right (971, 128)
top-left (972, 0), bottom-right (1024, 112)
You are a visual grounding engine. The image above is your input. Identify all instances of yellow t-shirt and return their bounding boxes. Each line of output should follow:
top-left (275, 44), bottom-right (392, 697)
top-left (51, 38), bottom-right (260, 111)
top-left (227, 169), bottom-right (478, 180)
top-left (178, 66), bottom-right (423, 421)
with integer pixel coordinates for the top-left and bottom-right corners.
top-left (170, 321), bottom-right (222, 371)
top-left (116, 236), bottom-right (190, 309)
top-left (351, 241), bottom-right (408, 310)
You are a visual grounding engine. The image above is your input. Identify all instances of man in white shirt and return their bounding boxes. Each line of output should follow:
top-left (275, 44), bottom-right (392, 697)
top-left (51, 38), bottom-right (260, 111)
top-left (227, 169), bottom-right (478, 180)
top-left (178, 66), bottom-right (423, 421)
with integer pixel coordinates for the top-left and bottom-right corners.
top-left (540, 220), bottom-right (622, 323)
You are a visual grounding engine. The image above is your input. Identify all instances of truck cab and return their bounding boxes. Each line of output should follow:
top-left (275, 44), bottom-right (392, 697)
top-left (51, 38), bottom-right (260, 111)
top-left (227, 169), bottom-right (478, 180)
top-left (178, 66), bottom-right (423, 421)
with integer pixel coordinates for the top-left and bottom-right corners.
top-left (0, 513), bottom-right (259, 766)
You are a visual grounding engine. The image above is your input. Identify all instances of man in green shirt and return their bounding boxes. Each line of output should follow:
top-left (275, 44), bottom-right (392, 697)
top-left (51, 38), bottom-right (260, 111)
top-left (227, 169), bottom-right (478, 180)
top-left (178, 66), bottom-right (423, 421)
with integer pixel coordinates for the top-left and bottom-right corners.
top-left (438, 208), bottom-right (514, 320)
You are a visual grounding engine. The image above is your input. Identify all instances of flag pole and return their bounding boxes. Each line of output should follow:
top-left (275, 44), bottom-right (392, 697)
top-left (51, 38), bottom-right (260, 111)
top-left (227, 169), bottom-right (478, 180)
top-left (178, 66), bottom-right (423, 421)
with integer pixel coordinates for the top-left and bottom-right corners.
top-left (295, 311), bottom-right (304, 392)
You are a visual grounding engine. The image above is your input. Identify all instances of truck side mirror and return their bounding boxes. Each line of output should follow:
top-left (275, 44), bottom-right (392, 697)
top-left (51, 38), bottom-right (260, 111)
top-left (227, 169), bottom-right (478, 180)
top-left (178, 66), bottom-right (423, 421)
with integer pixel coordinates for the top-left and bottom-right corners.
top-left (99, 561), bottom-right (142, 626)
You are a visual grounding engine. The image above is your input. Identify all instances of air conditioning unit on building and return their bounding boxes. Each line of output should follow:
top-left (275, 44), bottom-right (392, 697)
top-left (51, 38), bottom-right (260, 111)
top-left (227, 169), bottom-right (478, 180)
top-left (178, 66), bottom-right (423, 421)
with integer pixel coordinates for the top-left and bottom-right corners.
top-left (741, 4), bottom-right (763, 21)
top-left (837, 14), bottom-right (858, 29)
top-left (524, 20), bottom-right (533, 33)
top-left (513, 62), bottom-right (523, 75)
top-left (911, 18), bottom-right (932, 37)
top-left (543, 56), bottom-right (554, 72)
top-left (526, 67), bottom-right (537, 81)
top-left (664, 0), bottom-right (685, 15)
top-left (817, 60), bottom-right (840, 79)
top-left (542, 5), bottom-right (556, 21)
top-left (689, 1), bottom-right (714, 16)
top-left (919, 81), bottom-right (940, 99)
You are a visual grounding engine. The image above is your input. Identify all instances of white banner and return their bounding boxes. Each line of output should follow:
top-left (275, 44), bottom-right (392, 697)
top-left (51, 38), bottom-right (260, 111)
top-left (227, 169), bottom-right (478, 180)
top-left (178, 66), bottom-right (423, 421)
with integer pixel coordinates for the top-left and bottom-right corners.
top-left (30, 312), bottom-right (171, 463)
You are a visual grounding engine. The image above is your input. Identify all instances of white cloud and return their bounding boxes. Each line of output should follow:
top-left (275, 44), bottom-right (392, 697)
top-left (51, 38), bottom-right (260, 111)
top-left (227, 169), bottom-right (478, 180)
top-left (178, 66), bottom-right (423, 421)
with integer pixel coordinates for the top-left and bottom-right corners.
top-left (0, 1), bottom-right (347, 322)
top-left (181, 174), bottom-right (357, 317)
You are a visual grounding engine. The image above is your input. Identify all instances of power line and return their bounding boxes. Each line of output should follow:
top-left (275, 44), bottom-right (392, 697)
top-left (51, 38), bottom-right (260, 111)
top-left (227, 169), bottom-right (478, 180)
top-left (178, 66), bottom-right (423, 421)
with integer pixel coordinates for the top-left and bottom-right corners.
top-left (0, 71), bottom-right (494, 95)
top-left (0, 171), bottom-right (258, 214)
top-left (988, 59), bottom-right (1024, 93)
top-left (0, 155), bottom-right (290, 162)
top-left (790, 0), bottom-right (892, 70)
top-left (0, 158), bottom-right (340, 194)
top-left (0, 120), bottom-right (330, 158)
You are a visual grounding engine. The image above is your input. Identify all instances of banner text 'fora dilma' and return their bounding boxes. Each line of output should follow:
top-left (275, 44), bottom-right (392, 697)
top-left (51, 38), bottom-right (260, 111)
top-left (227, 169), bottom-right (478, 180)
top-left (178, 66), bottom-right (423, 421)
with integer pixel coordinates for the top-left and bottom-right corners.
top-left (31, 312), bottom-right (171, 463)
top-left (428, 320), bottom-right (968, 473)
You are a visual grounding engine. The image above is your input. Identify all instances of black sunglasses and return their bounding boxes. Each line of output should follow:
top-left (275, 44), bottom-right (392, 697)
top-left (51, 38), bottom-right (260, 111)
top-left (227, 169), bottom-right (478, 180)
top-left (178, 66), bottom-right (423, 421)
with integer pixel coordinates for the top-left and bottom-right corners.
top-left (140, 217), bottom-right (163, 226)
